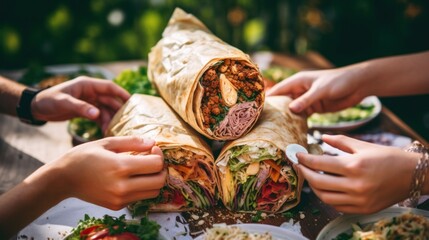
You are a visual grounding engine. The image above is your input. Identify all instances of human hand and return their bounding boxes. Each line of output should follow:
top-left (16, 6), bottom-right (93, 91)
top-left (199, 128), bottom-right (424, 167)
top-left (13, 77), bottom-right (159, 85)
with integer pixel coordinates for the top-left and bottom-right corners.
top-left (296, 134), bottom-right (419, 214)
top-left (266, 66), bottom-right (368, 116)
top-left (47, 136), bottom-right (166, 210)
top-left (31, 76), bottom-right (130, 131)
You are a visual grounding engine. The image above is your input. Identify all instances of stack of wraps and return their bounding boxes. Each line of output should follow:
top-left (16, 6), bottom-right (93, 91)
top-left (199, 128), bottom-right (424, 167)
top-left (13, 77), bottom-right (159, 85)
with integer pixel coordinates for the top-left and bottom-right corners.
top-left (106, 94), bottom-right (216, 214)
top-left (148, 8), bottom-right (265, 140)
top-left (215, 96), bottom-right (307, 213)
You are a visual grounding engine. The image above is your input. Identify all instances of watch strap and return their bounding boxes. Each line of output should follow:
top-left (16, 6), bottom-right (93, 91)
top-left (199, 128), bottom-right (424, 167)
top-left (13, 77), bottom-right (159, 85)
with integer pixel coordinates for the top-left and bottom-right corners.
top-left (16, 87), bottom-right (47, 126)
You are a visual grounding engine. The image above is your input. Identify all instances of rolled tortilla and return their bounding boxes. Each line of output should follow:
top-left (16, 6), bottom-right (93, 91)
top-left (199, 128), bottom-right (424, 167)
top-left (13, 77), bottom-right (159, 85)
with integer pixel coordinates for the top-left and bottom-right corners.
top-left (106, 94), bottom-right (216, 214)
top-left (215, 96), bottom-right (307, 213)
top-left (148, 8), bottom-right (265, 140)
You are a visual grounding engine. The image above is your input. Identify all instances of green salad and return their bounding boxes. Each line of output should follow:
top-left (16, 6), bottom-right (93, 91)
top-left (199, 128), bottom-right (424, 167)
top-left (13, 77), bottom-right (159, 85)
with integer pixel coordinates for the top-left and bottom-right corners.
top-left (67, 214), bottom-right (160, 240)
top-left (308, 103), bottom-right (375, 127)
top-left (68, 118), bottom-right (103, 142)
top-left (113, 66), bottom-right (158, 95)
top-left (262, 66), bottom-right (297, 83)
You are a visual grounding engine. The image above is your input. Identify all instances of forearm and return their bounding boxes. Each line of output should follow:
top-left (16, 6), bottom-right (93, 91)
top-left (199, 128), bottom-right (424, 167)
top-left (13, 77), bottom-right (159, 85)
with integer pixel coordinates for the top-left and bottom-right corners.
top-left (356, 51), bottom-right (429, 97)
top-left (0, 76), bottom-right (26, 116)
top-left (0, 164), bottom-right (67, 239)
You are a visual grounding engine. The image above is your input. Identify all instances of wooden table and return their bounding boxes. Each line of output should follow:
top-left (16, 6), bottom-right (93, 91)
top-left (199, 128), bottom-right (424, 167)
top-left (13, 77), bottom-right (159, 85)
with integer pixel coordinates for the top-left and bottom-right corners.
top-left (1, 53), bottom-right (428, 240)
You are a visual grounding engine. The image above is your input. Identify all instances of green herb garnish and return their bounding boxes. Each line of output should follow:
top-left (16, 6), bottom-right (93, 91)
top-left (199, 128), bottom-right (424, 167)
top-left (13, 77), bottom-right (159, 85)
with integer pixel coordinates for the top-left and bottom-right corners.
top-left (282, 209), bottom-right (299, 219)
top-left (251, 211), bottom-right (263, 222)
top-left (67, 214), bottom-right (160, 240)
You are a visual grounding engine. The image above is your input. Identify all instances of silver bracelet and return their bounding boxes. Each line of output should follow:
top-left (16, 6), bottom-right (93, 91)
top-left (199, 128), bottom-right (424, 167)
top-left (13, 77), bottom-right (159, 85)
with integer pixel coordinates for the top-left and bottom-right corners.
top-left (401, 141), bottom-right (429, 207)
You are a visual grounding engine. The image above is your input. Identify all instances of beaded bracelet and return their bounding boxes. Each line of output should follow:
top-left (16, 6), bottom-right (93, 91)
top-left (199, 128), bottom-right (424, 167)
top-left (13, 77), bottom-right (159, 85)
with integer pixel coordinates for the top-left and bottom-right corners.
top-left (400, 141), bottom-right (429, 207)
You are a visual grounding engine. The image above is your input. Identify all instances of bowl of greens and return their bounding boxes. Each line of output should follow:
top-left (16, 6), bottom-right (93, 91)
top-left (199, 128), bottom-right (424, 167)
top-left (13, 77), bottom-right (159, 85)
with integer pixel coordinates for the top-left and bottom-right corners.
top-left (68, 118), bottom-right (103, 146)
top-left (308, 96), bottom-right (382, 131)
top-left (261, 65), bottom-right (298, 91)
top-left (262, 66), bottom-right (297, 83)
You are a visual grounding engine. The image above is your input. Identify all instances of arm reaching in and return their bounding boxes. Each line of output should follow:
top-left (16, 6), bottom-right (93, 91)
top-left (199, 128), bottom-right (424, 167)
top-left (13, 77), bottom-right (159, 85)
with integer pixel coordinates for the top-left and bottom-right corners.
top-left (267, 51), bottom-right (429, 116)
top-left (0, 76), bottom-right (130, 130)
top-left (0, 136), bottom-right (167, 239)
top-left (296, 135), bottom-right (428, 214)
top-left (32, 76), bottom-right (130, 130)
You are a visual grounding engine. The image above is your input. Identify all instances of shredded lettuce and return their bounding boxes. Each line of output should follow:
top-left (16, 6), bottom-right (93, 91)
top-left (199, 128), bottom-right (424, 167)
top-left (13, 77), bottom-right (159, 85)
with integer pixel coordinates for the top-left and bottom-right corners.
top-left (252, 148), bottom-right (278, 162)
top-left (229, 158), bottom-right (248, 172)
top-left (231, 145), bottom-right (250, 159)
top-left (113, 66), bottom-right (158, 95)
top-left (229, 144), bottom-right (279, 173)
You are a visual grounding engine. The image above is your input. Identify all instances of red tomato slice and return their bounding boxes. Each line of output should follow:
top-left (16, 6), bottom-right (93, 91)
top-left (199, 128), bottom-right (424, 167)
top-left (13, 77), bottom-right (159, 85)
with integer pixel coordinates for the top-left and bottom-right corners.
top-left (80, 225), bottom-right (105, 238)
top-left (87, 228), bottom-right (110, 240)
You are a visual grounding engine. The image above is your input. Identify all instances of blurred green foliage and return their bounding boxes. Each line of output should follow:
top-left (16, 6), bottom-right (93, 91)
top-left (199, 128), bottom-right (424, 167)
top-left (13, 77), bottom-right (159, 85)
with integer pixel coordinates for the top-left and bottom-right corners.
top-left (1, 0), bottom-right (428, 69)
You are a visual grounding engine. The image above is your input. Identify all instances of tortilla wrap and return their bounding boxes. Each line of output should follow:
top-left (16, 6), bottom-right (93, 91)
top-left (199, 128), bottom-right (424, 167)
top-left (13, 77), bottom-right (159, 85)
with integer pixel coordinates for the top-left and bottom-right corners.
top-left (148, 8), bottom-right (265, 140)
top-left (106, 94), bottom-right (216, 214)
top-left (215, 96), bottom-right (307, 213)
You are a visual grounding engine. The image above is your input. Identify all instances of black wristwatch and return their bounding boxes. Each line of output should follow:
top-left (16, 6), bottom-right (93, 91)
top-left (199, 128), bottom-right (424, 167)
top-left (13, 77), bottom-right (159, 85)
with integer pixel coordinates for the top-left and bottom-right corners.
top-left (16, 87), bottom-right (47, 126)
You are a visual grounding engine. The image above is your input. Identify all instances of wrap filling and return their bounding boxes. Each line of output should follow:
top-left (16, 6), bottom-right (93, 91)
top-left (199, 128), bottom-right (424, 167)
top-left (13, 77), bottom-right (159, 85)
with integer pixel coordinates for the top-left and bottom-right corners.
top-left (131, 148), bottom-right (215, 215)
top-left (217, 142), bottom-right (297, 212)
top-left (200, 59), bottom-right (264, 139)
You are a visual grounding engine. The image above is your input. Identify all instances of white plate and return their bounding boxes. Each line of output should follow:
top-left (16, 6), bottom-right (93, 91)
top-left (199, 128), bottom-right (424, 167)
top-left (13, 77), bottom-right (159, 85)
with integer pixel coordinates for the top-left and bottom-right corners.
top-left (308, 96), bottom-right (382, 131)
top-left (316, 206), bottom-right (429, 240)
top-left (18, 198), bottom-right (188, 240)
top-left (194, 223), bottom-right (308, 240)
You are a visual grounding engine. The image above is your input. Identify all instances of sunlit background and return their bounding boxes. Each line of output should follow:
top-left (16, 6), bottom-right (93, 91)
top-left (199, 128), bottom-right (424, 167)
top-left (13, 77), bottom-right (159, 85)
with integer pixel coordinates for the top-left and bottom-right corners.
top-left (1, 0), bottom-right (428, 140)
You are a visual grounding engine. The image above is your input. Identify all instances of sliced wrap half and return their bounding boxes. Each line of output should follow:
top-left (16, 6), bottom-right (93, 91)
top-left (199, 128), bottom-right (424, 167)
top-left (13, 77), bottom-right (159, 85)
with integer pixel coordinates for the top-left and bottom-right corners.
top-left (106, 94), bottom-right (216, 214)
top-left (148, 8), bottom-right (265, 140)
top-left (215, 96), bottom-right (307, 213)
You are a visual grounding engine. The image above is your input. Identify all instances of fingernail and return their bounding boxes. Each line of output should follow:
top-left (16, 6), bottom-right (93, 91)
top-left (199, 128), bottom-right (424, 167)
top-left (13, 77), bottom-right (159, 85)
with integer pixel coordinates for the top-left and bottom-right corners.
top-left (289, 101), bottom-right (302, 112)
top-left (87, 108), bottom-right (99, 118)
top-left (142, 138), bottom-right (155, 147)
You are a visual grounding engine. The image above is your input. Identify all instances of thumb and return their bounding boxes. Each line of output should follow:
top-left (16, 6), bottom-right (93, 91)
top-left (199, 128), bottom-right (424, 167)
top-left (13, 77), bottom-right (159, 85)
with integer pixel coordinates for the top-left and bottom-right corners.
top-left (66, 97), bottom-right (100, 120)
